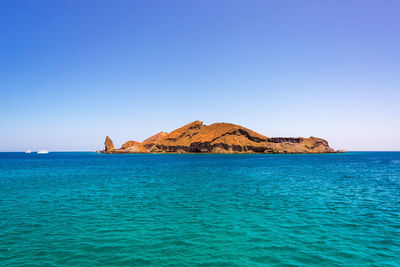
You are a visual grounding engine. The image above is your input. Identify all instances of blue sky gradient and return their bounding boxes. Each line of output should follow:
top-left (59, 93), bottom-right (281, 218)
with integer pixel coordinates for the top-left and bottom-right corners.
top-left (1, 0), bottom-right (399, 151)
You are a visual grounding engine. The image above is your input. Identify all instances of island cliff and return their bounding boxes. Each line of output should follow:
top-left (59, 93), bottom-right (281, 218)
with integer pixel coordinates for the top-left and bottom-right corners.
top-left (101, 121), bottom-right (337, 154)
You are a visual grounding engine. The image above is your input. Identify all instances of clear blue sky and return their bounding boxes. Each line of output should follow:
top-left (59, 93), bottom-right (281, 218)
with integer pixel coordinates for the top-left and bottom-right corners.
top-left (1, 0), bottom-right (399, 151)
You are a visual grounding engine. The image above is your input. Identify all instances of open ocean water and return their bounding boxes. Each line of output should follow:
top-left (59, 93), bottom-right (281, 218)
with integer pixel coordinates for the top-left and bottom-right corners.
top-left (0, 152), bottom-right (399, 266)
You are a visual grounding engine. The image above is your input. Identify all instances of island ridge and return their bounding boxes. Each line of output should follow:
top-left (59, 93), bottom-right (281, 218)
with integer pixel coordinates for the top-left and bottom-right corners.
top-left (101, 121), bottom-right (338, 154)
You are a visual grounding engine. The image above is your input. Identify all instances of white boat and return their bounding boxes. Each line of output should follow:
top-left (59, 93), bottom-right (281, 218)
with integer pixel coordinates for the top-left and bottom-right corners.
top-left (25, 150), bottom-right (32, 154)
top-left (37, 150), bottom-right (49, 154)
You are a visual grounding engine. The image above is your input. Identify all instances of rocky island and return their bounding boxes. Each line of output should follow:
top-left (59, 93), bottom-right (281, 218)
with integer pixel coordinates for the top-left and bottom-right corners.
top-left (101, 121), bottom-right (338, 154)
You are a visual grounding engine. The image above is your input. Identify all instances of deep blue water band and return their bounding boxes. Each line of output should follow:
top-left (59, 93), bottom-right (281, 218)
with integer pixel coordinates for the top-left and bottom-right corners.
top-left (0, 152), bottom-right (399, 266)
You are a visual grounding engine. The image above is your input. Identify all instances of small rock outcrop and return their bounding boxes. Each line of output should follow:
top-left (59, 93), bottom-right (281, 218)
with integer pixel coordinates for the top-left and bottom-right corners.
top-left (101, 121), bottom-right (338, 154)
top-left (104, 136), bottom-right (114, 152)
top-left (121, 141), bottom-right (140, 149)
top-left (142, 132), bottom-right (168, 143)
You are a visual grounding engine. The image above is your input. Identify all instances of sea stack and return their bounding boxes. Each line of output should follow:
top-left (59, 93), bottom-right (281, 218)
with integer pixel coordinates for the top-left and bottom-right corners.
top-left (104, 136), bottom-right (114, 152)
top-left (101, 121), bottom-right (337, 154)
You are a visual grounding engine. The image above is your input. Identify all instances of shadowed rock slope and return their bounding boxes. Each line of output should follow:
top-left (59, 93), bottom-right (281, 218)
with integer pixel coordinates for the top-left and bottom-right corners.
top-left (101, 121), bottom-right (337, 154)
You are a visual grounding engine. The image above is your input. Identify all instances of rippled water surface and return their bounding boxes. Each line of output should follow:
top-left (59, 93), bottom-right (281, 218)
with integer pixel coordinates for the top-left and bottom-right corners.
top-left (0, 152), bottom-right (400, 266)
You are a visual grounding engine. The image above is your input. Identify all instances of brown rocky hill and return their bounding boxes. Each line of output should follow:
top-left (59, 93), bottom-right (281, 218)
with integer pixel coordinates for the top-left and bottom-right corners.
top-left (121, 140), bottom-right (141, 149)
top-left (142, 131), bottom-right (168, 143)
top-left (101, 121), bottom-right (337, 154)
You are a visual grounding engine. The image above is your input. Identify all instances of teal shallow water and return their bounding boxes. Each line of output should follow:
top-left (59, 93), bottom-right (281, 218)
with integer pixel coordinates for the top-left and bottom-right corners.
top-left (0, 152), bottom-right (399, 266)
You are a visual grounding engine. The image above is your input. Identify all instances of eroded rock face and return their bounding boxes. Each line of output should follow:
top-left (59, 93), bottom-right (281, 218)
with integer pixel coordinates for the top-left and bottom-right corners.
top-left (268, 137), bottom-right (302, 143)
top-left (101, 121), bottom-right (337, 154)
top-left (104, 136), bottom-right (114, 151)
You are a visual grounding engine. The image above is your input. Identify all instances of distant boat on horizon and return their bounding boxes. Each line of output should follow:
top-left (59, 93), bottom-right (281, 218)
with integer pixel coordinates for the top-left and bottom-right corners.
top-left (25, 150), bottom-right (31, 154)
top-left (37, 150), bottom-right (49, 154)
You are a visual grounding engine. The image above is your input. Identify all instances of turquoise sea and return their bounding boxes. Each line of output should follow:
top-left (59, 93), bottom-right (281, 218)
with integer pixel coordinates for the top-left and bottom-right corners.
top-left (0, 152), bottom-right (399, 266)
